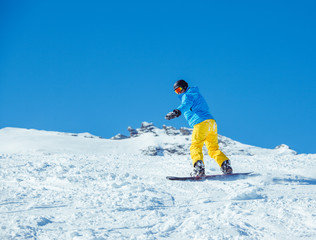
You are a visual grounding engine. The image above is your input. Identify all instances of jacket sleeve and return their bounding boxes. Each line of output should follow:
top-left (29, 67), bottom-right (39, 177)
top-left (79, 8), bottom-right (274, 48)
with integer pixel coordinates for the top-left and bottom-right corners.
top-left (177, 94), bottom-right (193, 113)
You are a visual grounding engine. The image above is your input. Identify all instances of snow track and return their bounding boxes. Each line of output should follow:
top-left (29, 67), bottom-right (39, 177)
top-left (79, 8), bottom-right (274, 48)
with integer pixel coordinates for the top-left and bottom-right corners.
top-left (0, 127), bottom-right (315, 239)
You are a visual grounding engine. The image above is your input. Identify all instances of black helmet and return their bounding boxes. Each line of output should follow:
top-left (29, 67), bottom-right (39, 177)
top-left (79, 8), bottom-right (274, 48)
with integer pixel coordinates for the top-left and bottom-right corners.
top-left (173, 79), bottom-right (188, 91)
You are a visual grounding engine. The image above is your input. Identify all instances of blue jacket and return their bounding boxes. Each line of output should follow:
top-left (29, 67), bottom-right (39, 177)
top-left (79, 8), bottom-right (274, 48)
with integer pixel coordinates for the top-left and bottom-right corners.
top-left (176, 87), bottom-right (214, 127)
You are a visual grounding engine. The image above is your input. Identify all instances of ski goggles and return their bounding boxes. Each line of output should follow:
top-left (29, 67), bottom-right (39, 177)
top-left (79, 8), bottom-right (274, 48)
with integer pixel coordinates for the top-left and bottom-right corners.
top-left (174, 87), bottom-right (183, 94)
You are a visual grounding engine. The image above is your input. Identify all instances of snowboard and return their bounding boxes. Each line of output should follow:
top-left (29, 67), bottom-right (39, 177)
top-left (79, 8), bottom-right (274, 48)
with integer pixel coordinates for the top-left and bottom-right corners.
top-left (166, 172), bottom-right (253, 181)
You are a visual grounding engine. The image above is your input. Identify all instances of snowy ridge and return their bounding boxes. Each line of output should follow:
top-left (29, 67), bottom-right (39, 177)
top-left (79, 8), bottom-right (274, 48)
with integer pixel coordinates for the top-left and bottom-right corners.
top-left (0, 123), bottom-right (315, 239)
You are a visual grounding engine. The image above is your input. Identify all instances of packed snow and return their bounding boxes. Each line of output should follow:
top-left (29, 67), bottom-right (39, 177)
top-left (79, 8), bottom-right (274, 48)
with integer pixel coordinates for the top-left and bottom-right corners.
top-left (0, 123), bottom-right (315, 240)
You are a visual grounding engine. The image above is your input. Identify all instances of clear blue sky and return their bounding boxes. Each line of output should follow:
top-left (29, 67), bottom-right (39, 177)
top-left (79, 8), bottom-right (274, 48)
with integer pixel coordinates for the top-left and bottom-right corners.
top-left (1, 0), bottom-right (315, 153)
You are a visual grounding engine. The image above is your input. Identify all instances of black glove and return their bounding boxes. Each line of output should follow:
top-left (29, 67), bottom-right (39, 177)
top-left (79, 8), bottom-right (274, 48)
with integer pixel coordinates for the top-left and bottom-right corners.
top-left (165, 109), bottom-right (181, 120)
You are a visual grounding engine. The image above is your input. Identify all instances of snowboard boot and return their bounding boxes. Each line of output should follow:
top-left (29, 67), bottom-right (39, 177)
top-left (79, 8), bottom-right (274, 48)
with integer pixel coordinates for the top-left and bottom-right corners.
top-left (221, 160), bottom-right (233, 174)
top-left (190, 160), bottom-right (206, 177)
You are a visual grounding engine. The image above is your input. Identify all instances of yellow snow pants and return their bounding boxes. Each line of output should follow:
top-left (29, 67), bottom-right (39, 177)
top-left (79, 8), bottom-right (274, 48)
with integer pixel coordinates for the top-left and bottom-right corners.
top-left (190, 119), bottom-right (229, 167)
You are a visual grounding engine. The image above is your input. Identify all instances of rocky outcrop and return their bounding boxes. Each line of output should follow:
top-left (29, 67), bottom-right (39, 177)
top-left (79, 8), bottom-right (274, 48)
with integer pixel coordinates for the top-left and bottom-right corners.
top-left (111, 134), bottom-right (129, 140)
top-left (111, 122), bottom-right (296, 157)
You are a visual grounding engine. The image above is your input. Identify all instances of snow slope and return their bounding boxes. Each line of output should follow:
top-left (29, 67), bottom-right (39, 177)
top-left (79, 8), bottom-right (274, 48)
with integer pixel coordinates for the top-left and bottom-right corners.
top-left (0, 123), bottom-right (315, 240)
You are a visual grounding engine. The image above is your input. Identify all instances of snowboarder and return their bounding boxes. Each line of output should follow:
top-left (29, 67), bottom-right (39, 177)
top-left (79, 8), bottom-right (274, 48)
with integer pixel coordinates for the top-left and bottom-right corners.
top-left (165, 80), bottom-right (232, 177)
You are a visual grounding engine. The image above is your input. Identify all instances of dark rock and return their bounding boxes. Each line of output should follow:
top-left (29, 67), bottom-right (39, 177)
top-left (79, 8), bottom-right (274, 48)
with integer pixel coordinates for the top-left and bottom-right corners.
top-left (128, 126), bottom-right (138, 137)
top-left (111, 134), bottom-right (129, 140)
